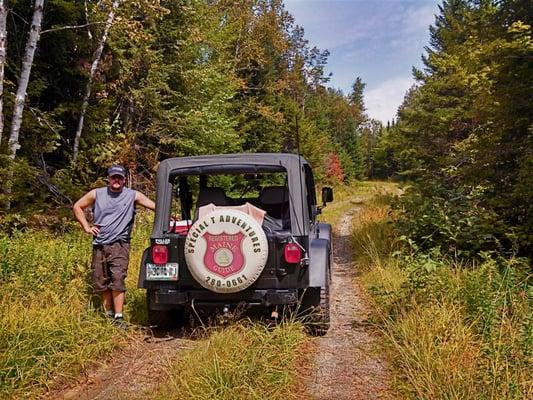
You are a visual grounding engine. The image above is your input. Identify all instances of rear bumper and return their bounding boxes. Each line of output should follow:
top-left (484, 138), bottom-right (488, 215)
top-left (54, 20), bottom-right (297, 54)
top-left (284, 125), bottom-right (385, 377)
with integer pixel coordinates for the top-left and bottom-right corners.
top-left (149, 288), bottom-right (299, 311)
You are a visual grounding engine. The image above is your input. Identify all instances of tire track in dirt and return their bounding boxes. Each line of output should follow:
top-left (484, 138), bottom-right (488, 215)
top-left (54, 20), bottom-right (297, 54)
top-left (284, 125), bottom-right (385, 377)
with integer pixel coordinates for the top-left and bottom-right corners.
top-left (44, 331), bottom-right (193, 400)
top-left (305, 209), bottom-right (394, 400)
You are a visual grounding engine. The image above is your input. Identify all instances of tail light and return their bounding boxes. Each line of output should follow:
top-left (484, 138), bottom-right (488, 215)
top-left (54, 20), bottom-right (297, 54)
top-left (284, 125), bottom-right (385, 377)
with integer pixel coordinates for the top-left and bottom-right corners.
top-left (284, 243), bottom-right (302, 264)
top-left (152, 245), bottom-right (168, 264)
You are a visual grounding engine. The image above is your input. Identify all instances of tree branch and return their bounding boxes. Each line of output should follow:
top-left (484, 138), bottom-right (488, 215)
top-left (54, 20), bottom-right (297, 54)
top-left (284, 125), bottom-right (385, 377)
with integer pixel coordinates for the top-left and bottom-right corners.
top-left (84, 0), bottom-right (92, 39)
top-left (41, 22), bottom-right (105, 34)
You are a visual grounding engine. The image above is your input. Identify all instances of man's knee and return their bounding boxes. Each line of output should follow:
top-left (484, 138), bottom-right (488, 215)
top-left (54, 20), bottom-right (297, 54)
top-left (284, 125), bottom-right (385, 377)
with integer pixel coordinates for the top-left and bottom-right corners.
top-left (108, 272), bottom-right (127, 292)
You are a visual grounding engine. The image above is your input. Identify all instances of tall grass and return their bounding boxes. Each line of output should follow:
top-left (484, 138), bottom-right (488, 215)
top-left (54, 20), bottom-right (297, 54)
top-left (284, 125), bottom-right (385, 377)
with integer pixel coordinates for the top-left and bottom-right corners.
top-left (352, 188), bottom-right (533, 399)
top-left (320, 181), bottom-right (396, 225)
top-left (0, 213), bottom-right (152, 398)
top-left (155, 321), bottom-right (307, 400)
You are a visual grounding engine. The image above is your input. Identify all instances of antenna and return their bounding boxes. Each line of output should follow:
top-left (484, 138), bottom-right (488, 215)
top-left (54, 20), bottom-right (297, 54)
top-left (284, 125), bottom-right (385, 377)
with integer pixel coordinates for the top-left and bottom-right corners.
top-left (294, 115), bottom-right (310, 266)
top-left (295, 115), bottom-right (306, 236)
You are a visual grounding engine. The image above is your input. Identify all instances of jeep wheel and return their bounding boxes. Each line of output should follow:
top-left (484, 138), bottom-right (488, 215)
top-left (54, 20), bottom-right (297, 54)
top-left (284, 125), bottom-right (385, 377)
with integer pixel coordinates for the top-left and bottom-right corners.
top-left (146, 290), bottom-right (186, 330)
top-left (307, 284), bottom-right (330, 336)
top-left (300, 273), bottom-right (330, 336)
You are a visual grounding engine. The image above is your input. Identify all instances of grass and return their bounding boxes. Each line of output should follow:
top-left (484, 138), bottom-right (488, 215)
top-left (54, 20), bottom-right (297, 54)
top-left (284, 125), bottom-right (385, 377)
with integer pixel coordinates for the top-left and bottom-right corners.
top-left (351, 186), bottom-right (533, 399)
top-left (5, 180), bottom-right (530, 399)
top-left (155, 321), bottom-right (307, 400)
top-left (0, 212), bottom-right (153, 398)
top-left (319, 180), bottom-right (395, 225)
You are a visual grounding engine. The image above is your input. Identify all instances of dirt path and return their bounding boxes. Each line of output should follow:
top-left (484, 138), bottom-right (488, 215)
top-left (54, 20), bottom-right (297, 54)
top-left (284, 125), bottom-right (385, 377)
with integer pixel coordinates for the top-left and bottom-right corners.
top-left (304, 209), bottom-right (394, 400)
top-left (47, 207), bottom-right (393, 400)
top-left (45, 331), bottom-right (193, 400)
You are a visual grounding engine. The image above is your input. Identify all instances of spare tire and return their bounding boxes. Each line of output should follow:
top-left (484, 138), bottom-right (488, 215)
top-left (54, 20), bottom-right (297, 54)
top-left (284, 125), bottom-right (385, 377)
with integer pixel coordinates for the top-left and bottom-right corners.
top-left (184, 208), bottom-right (268, 293)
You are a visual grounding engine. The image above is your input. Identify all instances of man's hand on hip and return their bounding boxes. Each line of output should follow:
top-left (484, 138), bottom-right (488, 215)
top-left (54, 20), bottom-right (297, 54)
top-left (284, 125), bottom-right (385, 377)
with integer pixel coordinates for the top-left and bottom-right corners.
top-left (84, 225), bottom-right (100, 236)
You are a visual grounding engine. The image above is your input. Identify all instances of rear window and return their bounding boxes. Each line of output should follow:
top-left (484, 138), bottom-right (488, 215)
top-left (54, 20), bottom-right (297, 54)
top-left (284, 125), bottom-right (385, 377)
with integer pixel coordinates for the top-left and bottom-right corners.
top-left (167, 172), bottom-right (291, 232)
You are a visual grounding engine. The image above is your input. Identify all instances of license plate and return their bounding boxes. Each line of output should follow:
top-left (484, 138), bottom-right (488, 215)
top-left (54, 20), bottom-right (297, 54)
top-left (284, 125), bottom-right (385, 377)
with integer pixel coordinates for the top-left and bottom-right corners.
top-left (146, 263), bottom-right (179, 281)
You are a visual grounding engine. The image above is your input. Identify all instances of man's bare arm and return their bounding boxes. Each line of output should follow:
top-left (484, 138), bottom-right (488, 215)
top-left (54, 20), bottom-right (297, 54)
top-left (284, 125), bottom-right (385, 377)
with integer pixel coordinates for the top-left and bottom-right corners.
top-left (73, 189), bottom-right (100, 236)
top-left (135, 191), bottom-right (156, 211)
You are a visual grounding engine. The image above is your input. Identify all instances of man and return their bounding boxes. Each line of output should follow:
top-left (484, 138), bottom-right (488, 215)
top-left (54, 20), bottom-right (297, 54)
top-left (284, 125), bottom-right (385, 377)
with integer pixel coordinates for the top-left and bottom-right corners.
top-left (73, 165), bottom-right (155, 329)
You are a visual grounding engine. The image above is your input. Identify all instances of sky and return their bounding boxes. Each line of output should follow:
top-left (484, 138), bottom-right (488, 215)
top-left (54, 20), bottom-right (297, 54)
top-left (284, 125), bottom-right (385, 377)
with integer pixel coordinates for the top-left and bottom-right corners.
top-left (284, 0), bottom-right (441, 123)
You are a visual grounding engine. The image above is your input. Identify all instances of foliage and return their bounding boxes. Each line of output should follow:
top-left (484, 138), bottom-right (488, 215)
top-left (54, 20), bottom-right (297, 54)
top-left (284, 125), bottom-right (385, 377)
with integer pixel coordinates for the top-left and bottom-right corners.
top-left (352, 185), bottom-right (533, 400)
top-left (325, 152), bottom-right (344, 183)
top-left (383, 0), bottom-right (533, 258)
top-left (394, 183), bottom-right (510, 259)
top-left (0, 0), bottom-right (378, 219)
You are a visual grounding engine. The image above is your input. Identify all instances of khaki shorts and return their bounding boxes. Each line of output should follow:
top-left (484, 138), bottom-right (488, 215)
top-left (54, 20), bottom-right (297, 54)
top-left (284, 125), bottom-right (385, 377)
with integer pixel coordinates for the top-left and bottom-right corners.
top-left (91, 242), bottom-right (130, 293)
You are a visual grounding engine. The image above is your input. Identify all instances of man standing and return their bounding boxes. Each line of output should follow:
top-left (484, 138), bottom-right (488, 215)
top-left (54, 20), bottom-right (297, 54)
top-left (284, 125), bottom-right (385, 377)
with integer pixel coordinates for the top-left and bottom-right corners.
top-left (73, 165), bottom-right (155, 328)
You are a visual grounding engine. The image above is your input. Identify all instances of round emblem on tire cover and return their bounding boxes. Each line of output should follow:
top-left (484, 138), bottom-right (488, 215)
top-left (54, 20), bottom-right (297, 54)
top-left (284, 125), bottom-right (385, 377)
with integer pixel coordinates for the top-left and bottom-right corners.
top-left (184, 209), bottom-right (268, 293)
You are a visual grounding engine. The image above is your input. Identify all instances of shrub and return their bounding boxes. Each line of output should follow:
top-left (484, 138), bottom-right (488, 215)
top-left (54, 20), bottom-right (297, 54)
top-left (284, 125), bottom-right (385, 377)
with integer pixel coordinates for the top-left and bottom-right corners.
top-left (354, 186), bottom-right (533, 399)
top-left (395, 182), bottom-right (509, 259)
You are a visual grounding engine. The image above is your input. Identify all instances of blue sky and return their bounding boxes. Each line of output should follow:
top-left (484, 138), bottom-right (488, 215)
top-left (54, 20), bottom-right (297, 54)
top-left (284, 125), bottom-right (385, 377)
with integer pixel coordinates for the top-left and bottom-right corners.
top-left (284, 0), bottom-right (441, 123)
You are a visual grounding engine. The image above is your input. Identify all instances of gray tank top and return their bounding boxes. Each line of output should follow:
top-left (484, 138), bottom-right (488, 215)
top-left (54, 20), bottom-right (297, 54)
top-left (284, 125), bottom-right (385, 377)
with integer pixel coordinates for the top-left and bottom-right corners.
top-left (92, 187), bottom-right (136, 245)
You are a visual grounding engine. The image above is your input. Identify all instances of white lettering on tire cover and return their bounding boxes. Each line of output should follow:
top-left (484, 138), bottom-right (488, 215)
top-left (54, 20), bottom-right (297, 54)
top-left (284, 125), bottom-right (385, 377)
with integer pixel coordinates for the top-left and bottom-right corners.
top-left (185, 209), bottom-right (268, 293)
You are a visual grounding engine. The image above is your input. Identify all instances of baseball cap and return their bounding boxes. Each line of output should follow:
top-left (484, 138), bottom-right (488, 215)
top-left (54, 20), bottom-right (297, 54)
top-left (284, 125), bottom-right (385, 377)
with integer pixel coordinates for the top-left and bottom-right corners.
top-left (107, 165), bottom-right (126, 178)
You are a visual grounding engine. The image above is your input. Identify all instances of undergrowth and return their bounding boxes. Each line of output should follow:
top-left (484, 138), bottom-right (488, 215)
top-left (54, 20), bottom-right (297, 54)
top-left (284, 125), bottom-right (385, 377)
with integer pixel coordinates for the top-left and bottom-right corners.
top-left (352, 187), bottom-right (533, 399)
top-left (0, 212), bottom-right (152, 398)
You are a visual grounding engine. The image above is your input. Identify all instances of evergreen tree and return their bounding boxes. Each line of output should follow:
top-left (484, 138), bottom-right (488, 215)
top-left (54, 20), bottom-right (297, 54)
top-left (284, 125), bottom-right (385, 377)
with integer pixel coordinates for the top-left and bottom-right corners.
top-left (390, 0), bottom-right (533, 257)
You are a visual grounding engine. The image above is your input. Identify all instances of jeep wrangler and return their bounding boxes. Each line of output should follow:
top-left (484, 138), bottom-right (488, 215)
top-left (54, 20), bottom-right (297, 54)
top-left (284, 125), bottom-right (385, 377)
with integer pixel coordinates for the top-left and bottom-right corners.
top-left (138, 153), bottom-right (333, 335)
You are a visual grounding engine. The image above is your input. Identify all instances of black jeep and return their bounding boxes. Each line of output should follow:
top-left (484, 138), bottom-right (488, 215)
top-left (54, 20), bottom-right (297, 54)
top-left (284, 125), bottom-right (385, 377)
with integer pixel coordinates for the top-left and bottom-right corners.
top-left (138, 153), bottom-right (333, 335)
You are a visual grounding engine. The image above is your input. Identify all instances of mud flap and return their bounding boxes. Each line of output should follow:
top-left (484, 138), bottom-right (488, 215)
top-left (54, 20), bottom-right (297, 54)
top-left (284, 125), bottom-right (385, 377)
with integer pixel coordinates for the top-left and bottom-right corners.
top-left (308, 238), bottom-right (330, 287)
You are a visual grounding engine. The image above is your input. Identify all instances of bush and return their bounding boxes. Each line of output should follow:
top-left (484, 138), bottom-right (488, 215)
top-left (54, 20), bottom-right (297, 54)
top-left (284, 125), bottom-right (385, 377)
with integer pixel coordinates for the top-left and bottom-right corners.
top-left (395, 182), bottom-right (509, 259)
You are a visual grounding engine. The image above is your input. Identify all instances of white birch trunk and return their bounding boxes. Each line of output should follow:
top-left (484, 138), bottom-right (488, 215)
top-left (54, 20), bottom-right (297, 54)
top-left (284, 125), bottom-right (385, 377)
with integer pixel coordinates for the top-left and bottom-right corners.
top-left (0, 0), bottom-right (7, 145)
top-left (72, 0), bottom-right (120, 163)
top-left (8, 0), bottom-right (44, 160)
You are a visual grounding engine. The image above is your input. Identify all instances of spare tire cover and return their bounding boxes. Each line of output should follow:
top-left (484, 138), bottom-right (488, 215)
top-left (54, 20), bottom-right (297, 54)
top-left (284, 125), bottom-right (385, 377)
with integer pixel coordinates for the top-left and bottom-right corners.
top-left (184, 208), bottom-right (268, 293)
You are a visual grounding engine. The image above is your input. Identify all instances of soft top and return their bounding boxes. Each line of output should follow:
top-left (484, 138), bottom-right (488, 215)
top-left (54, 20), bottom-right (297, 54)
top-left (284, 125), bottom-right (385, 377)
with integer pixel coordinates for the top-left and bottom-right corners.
top-left (152, 153), bottom-right (311, 237)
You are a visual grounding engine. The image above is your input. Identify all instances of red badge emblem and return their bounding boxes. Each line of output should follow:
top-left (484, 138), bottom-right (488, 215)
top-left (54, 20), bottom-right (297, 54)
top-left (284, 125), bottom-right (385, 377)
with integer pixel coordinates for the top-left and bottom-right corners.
top-left (203, 232), bottom-right (245, 277)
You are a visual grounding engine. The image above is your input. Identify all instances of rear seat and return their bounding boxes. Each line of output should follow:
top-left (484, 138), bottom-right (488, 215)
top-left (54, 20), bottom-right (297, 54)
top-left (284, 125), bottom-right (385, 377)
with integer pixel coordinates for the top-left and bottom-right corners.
top-left (196, 187), bottom-right (230, 208)
top-left (258, 186), bottom-right (290, 221)
top-left (194, 185), bottom-right (290, 230)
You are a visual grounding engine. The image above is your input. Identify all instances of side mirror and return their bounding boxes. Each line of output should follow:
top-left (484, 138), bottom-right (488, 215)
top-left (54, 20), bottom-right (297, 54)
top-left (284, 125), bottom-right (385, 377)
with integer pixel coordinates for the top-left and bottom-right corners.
top-left (322, 187), bottom-right (333, 206)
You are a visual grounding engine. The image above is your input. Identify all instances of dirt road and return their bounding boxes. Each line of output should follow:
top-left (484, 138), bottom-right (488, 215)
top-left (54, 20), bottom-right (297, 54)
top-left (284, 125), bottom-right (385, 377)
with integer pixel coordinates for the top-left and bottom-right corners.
top-left (45, 331), bottom-right (193, 400)
top-left (48, 208), bottom-right (393, 399)
top-left (304, 210), bottom-right (394, 399)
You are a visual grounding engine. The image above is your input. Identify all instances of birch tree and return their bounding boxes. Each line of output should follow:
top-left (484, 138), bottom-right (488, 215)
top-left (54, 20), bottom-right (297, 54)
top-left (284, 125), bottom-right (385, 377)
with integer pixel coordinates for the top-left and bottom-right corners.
top-left (72, 0), bottom-right (121, 163)
top-left (0, 0), bottom-right (8, 145)
top-left (8, 0), bottom-right (44, 160)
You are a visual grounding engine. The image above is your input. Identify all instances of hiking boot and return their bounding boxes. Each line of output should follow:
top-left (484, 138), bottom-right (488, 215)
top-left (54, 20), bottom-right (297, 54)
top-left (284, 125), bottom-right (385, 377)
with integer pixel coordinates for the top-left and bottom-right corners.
top-left (112, 316), bottom-right (128, 330)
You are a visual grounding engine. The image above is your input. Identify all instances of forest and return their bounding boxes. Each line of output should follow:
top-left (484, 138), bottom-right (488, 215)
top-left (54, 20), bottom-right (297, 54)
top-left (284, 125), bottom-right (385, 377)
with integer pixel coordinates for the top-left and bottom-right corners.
top-left (0, 0), bottom-right (378, 225)
top-left (0, 0), bottom-right (531, 398)
top-left (379, 0), bottom-right (533, 260)
top-left (0, 0), bottom-right (530, 262)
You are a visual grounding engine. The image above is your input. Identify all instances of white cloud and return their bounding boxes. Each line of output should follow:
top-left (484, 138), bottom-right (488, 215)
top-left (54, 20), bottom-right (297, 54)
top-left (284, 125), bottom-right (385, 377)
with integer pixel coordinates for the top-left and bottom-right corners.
top-left (365, 76), bottom-right (414, 123)
top-left (402, 4), bottom-right (437, 33)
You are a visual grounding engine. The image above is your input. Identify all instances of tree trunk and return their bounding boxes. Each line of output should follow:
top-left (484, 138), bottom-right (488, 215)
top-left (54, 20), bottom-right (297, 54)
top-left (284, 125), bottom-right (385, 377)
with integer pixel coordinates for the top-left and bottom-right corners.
top-left (72, 0), bottom-right (121, 163)
top-left (8, 0), bottom-right (44, 160)
top-left (0, 0), bottom-right (8, 145)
